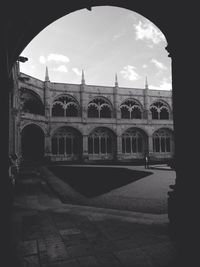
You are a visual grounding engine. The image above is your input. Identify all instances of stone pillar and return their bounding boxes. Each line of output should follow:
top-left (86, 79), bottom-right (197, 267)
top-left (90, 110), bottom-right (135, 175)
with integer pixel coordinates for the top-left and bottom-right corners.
top-left (82, 134), bottom-right (88, 161)
top-left (44, 81), bottom-right (51, 118)
top-left (113, 84), bottom-right (120, 120)
top-left (148, 134), bottom-right (153, 157)
top-left (44, 133), bottom-right (51, 157)
top-left (80, 84), bottom-right (88, 122)
top-left (116, 135), bottom-right (122, 160)
top-left (143, 79), bottom-right (149, 120)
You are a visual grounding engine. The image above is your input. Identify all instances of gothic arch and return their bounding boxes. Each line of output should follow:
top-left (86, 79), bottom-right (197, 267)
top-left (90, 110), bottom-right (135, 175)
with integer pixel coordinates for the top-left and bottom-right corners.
top-left (51, 126), bottom-right (82, 158)
top-left (51, 94), bottom-right (80, 117)
top-left (88, 127), bottom-right (116, 158)
top-left (150, 99), bottom-right (171, 120)
top-left (152, 128), bottom-right (174, 154)
top-left (87, 96), bottom-right (113, 118)
top-left (121, 127), bottom-right (148, 155)
top-left (120, 98), bottom-right (143, 119)
top-left (21, 123), bottom-right (45, 160)
top-left (21, 122), bottom-right (46, 135)
top-left (20, 88), bottom-right (45, 115)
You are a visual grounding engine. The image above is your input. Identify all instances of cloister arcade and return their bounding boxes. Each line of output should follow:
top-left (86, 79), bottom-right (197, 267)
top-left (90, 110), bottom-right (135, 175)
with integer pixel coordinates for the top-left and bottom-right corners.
top-left (19, 90), bottom-right (172, 121)
top-left (87, 97), bottom-right (113, 118)
top-left (52, 95), bottom-right (80, 117)
top-left (120, 99), bottom-right (143, 119)
top-left (20, 88), bottom-right (45, 115)
top-left (20, 122), bottom-right (174, 161)
top-left (16, 76), bottom-right (174, 161)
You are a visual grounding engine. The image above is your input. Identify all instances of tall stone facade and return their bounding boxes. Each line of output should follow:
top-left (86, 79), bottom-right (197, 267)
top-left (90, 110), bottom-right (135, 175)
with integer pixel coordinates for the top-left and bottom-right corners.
top-left (9, 64), bottom-right (174, 163)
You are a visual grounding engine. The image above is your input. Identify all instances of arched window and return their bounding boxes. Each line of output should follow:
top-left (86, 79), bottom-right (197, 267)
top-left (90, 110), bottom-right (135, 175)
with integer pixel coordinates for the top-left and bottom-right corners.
top-left (88, 128), bottom-right (115, 155)
top-left (150, 101), bottom-right (170, 120)
top-left (20, 89), bottom-right (44, 115)
top-left (51, 95), bottom-right (80, 117)
top-left (160, 107), bottom-right (169, 119)
top-left (87, 104), bottom-right (98, 118)
top-left (51, 127), bottom-right (81, 156)
top-left (153, 129), bottom-right (173, 153)
top-left (52, 102), bottom-right (64, 116)
top-left (66, 103), bottom-right (78, 117)
top-left (87, 97), bottom-right (112, 118)
top-left (122, 128), bottom-right (146, 154)
top-left (120, 99), bottom-right (142, 119)
top-left (100, 104), bottom-right (112, 118)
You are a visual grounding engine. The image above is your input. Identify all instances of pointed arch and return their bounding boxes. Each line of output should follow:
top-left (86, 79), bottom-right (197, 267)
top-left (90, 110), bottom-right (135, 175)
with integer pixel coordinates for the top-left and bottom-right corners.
top-left (51, 94), bottom-right (80, 117)
top-left (88, 127), bottom-right (116, 159)
top-left (121, 127), bottom-right (148, 156)
top-left (120, 98), bottom-right (143, 119)
top-left (21, 123), bottom-right (44, 160)
top-left (150, 100), bottom-right (170, 120)
top-left (20, 88), bottom-right (45, 115)
top-left (152, 128), bottom-right (174, 154)
top-left (87, 96), bottom-right (113, 118)
top-left (51, 126), bottom-right (82, 159)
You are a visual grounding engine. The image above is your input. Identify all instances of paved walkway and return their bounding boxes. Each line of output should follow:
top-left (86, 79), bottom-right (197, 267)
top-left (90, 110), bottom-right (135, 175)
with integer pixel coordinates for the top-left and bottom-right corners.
top-left (9, 165), bottom-right (178, 267)
top-left (40, 165), bottom-right (176, 214)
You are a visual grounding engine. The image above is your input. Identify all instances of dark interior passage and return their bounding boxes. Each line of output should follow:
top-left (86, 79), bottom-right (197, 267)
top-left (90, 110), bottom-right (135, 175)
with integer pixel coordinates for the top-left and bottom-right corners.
top-left (21, 124), bottom-right (44, 160)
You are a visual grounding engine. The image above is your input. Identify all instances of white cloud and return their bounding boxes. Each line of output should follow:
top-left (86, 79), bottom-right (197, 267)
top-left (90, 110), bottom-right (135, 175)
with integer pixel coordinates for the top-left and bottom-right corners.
top-left (47, 53), bottom-right (70, 63)
top-left (72, 67), bottom-right (82, 76)
top-left (39, 53), bottom-right (70, 64)
top-left (149, 78), bottom-right (172, 90)
top-left (120, 65), bottom-right (140, 81)
top-left (151, 58), bottom-right (167, 70)
top-left (134, 20), bottom-right (165, 44)
top-left (142, 64), bottom-right (148, 69)
top-left (53, 65), bottom-right (68, 73)
top-left (39, 55), bottom-right (46, 64)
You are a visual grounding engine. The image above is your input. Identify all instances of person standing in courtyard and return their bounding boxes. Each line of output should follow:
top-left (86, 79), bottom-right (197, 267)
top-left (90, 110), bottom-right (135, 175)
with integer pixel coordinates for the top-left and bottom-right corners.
top-left (144, 154), bottom-right (149, 169)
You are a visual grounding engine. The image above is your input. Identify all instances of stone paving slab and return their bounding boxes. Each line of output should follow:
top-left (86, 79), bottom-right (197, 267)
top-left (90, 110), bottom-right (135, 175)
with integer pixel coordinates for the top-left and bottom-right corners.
top-left (10, 169), bottom-right (178, 267)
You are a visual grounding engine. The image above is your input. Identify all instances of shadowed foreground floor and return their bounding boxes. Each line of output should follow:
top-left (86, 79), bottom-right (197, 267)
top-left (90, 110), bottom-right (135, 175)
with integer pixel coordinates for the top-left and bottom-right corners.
top-left (48, 166), bottom-right (152, 197)
top-left (10, 174), bottom-right (178, 267)
top-left (40, 165), bottom-right (175, 214)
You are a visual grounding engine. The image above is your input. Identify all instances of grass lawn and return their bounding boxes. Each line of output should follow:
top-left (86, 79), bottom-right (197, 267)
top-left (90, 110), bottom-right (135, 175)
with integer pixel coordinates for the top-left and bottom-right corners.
top-left (48, 166), bottom-right (152, 197)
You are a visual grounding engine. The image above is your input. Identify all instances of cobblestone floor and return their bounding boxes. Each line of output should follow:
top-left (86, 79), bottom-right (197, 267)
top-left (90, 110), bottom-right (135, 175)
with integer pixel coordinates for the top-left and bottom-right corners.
top-left (9, 174), bottom-right (178, 267)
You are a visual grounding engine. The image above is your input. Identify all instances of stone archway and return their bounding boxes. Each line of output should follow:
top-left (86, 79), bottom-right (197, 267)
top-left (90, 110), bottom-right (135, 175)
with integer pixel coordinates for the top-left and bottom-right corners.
top-left (2, 3), bottom-right (200, 264)
top-left (21, 124), bottom-right (44, 160)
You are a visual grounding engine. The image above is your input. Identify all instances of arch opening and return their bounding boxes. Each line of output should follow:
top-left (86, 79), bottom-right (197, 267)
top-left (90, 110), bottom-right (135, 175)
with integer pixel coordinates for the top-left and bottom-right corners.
top-left (51, 127), bottom-right (82, 160)
top-left (88, 127), bottom-right (116, 160)
top-left (121, 128), bottom-right (148, 158)
top-left (21, 124), bottom-right (44, 160)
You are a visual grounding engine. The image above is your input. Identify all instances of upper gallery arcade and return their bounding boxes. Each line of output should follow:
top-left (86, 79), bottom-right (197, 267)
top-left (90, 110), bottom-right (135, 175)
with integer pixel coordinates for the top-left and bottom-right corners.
top-left (9, 63), bottom-right (174, 162)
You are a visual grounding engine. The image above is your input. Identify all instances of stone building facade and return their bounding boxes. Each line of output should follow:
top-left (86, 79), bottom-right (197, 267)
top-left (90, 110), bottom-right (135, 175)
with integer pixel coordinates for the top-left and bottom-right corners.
top-left (9, 62), bottom-right (174, 163)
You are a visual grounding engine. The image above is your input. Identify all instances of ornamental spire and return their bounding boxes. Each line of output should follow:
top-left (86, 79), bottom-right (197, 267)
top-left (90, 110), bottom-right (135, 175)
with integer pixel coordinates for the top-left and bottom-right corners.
top-left (115, 73), bottom-right (118, 86)
top-left (81, 69), bottom-right (85, 85)
top-left (145, 76), bottom-right (148, 89)
top-left (45, 66), bottom-right (50, 82)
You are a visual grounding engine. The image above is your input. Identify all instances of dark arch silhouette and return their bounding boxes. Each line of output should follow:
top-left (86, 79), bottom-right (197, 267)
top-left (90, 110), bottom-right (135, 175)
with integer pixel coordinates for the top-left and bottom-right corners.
top-left (21, 124), bottom-right (44, 160)
top-left (2, 3), bottom-right (199, 265)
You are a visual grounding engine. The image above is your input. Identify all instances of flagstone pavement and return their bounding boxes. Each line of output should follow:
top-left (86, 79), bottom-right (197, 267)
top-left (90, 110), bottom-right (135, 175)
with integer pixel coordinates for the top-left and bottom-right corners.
top-left (9, 165), bottom-right (179, 267)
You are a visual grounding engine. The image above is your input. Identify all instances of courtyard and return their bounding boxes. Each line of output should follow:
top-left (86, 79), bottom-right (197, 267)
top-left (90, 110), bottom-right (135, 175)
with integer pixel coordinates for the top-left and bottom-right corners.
top-left (9, 164), bottom-right (178, 266)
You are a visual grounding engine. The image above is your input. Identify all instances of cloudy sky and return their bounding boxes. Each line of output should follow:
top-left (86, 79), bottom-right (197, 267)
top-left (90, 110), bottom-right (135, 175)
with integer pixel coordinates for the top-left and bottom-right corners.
top-left (20, 6), bottom-right (172, 90)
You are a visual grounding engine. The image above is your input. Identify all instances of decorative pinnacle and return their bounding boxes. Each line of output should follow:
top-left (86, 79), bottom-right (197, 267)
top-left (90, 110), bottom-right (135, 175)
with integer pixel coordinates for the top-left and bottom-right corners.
top-left (81, 69), bottom-right (85, 84)
top-left (115, 73), bottom-right (118, 86)
top-left (145, 76), bottom-right (148, 89)
top-left (45, 66), bottom-right (50, 82)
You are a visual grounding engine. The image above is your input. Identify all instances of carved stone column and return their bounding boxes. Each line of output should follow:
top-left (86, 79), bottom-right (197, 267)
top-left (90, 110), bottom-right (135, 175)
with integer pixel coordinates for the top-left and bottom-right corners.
top-left (44, 133), bottom-right (51, 157)
top-left (116, 135), bottom-right (122, 160)
top-left (148, 134), bottom-right (153, 156)
top-left (82, 134), bottom-right (88, 161)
